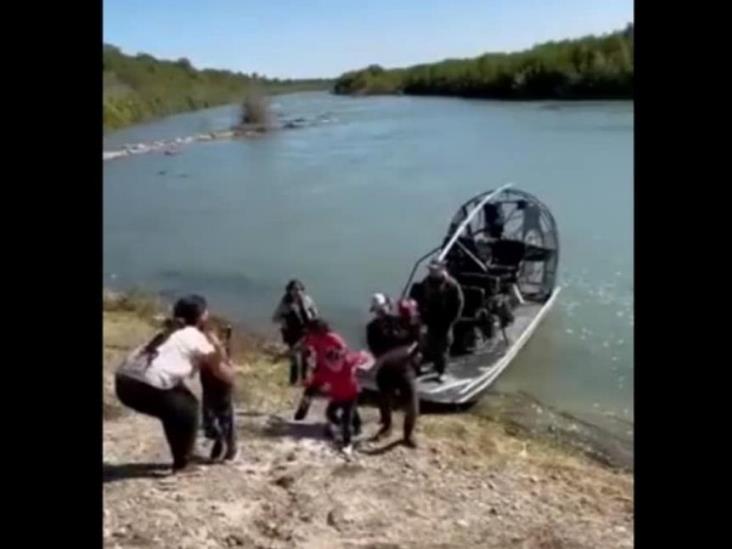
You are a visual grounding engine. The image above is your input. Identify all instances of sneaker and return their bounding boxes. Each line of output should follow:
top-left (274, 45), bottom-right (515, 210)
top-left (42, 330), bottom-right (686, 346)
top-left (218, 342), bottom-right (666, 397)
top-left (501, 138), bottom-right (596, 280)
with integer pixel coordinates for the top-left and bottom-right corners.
top-left (342, 444), bottom-right (354, 457)
top-left (223, 446), bottom-right (240, 462)
top-left (403, 438), bottom-right (418, 449)
top-left (371, 425), bottom-right (392, 441)
top-left (171, 462), bottom-right (204, 475)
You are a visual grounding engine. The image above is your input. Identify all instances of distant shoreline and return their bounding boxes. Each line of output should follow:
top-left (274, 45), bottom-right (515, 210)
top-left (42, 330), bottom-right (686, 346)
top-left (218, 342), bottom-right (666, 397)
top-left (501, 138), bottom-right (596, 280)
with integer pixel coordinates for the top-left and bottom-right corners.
top-left (332, 26), bottom-right (633, 101)
top-left (334, 90), bottom-right (634, 101)
top-left (103, 43), bottom-right (332, 132)
top-left (103, 87), bottom-right (331, 134)
top-left (102, 110), bottom-right (337, 161)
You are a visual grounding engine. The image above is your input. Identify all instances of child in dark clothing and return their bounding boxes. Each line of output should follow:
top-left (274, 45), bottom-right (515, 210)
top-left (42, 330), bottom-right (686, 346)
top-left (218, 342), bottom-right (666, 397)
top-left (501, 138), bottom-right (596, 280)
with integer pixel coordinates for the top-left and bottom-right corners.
top-left (201, 324), bottom-right (238, 461)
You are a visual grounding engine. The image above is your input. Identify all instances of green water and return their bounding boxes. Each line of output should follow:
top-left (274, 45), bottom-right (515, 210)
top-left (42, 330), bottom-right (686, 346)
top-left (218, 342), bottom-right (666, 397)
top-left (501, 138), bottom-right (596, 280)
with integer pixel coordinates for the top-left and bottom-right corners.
top-left (104, 91), bottom-right (633, 436)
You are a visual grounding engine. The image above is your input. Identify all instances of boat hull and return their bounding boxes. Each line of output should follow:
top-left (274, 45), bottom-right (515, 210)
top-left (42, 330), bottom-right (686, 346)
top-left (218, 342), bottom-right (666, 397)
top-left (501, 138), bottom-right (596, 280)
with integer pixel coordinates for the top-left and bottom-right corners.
top-left (358, 287), bottom-right (561, 405)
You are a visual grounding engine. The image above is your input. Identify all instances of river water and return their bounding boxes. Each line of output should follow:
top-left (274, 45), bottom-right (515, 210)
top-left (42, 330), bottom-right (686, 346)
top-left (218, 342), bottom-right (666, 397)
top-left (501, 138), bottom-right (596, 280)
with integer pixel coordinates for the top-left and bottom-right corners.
top-left (103, 91), bottom-right (633, 440)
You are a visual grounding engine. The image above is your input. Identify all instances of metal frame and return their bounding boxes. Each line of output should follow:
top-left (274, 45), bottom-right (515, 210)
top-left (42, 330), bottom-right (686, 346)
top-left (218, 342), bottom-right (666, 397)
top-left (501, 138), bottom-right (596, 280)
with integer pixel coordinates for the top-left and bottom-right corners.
top-left (400, 183), bottom-right (514, 298)
top-left (400, 184), bottom-right (559, 302)
top-left (400, 245), bottom-right (442, 299)
top-left (374, 185), bottom-right (562, 404)
top-left (437, 183), bottom-right (514, 262)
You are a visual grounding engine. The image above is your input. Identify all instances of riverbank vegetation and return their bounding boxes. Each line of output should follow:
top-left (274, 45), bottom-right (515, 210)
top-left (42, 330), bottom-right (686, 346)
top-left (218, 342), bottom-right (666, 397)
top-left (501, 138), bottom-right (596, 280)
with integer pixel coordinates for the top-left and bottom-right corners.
top-left (103, 45), bottom-right (332, 130)
top-left (238, 87), bottom-right (272, 129)
top-left (333, 25), bottom-right (632, 100)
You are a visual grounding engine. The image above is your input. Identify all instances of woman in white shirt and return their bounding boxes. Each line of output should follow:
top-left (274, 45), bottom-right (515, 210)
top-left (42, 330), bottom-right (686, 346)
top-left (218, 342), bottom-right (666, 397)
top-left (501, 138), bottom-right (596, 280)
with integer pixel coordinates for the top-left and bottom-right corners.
top-left (115, 295), bottom-right (234, 473)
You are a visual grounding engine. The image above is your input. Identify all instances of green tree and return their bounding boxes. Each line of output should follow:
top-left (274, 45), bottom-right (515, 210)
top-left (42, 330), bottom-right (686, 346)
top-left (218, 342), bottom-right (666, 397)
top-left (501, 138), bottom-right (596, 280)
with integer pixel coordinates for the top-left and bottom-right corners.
top-left (103, 46), bottom-right (332, 130)
top-left (333, 26), bottom-right (633, 100)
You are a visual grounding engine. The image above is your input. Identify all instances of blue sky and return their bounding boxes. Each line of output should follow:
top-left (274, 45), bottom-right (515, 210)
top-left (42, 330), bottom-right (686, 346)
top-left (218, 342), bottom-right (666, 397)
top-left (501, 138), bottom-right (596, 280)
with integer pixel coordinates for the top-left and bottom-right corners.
top-left (103, 0), bottom-right (633, 79)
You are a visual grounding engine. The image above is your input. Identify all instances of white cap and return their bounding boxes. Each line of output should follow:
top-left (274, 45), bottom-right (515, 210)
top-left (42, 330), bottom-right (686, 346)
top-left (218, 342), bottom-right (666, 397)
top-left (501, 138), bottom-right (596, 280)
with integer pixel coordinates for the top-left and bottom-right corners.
top-left (370, 293), bottom-right (389, 312)
top-left (428, 258), bottom-right (447, 272)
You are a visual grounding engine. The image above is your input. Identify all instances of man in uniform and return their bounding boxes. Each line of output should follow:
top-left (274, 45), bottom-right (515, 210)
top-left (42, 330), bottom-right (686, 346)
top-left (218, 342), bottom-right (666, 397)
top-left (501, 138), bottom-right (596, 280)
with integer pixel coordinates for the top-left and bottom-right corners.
top-left (366, 294), bottom-right (421, 447)
top-left (417, 259), bottom-right (464, 381)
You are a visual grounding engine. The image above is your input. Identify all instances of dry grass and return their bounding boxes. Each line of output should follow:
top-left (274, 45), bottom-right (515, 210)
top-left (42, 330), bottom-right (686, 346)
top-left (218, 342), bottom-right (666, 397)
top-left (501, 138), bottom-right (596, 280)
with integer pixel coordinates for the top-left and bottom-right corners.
top-left (239, 88), bottom-right (272, 129)
top-left (102, 290), bottom-right (293, 418)
top-left (233, 356), bottom-right (297, 412)
top-left (420, 411), bottom-right (590, 473)
top-left (103, 288), bottom-right (165, 319)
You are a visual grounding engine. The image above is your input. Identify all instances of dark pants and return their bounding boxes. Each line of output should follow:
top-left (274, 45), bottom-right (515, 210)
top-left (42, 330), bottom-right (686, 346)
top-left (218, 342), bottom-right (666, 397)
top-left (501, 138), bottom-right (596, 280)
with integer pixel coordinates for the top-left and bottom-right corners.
top-left (376, 362), bottom-right (419, 441)
top-left (289, 351), bottom-right (307, 385)
top-left (202, 385), bottom-right (236, 454)
top-left (325, 399), bottom-right (360, 446)
top-left (283, 330), bottom-right (307, 385)
top-left (115, 375), bottom-right (199, 470)
top-left (426, 327), bottom-right (453, 376)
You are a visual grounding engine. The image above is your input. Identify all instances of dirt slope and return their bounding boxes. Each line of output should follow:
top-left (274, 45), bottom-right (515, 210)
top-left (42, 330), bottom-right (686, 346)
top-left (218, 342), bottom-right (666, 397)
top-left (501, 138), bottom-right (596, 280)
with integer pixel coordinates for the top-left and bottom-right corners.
top-left (103, 307), bottom-right (633, 549)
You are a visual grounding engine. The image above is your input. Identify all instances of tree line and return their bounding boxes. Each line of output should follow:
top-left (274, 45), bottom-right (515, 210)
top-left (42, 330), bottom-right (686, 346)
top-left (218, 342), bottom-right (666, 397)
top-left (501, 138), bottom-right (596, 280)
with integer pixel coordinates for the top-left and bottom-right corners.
top-left (333, 25), bottom-right (633, 100)
top-left (103, 45), bottom-right (332, 130)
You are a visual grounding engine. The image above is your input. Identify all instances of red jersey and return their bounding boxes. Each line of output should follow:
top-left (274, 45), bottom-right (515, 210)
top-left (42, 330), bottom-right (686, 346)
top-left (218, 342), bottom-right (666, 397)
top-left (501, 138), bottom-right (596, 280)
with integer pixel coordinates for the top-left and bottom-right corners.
top-left (307, 350), bottom-right (365, 401)
top-left (301, 331), bottom-right (348, 372)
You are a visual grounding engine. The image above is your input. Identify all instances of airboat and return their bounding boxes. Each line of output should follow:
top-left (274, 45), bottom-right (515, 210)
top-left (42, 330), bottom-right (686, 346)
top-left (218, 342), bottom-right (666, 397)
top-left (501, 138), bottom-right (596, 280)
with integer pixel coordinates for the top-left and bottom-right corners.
top-left (359, 184), bottom-right (560, 405)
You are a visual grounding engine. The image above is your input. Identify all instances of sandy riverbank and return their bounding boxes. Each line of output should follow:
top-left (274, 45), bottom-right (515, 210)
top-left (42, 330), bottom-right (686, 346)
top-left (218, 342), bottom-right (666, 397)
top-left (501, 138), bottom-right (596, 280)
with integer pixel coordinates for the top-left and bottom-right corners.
top-left (102, 292), bottom-right (633, 548)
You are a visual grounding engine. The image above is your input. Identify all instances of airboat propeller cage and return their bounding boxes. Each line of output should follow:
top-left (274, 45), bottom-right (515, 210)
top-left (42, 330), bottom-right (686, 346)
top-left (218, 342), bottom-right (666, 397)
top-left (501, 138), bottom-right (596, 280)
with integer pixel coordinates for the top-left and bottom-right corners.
top-left (402, 184), bottom-right (559, 301)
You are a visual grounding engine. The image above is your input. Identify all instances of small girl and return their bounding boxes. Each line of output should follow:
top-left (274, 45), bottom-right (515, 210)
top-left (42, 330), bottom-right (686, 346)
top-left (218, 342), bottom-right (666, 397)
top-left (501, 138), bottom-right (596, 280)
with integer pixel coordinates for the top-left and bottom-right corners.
top-left (201, 323), bottom-right (238, 461)
top-left (293, 319), bottom-right (371, 454)
top-left (306, 350), bottom-right (371, 454)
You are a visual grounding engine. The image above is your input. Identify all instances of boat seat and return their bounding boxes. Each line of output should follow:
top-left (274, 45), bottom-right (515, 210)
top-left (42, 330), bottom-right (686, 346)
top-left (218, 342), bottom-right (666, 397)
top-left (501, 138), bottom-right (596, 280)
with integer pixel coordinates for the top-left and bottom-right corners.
top-left (461, 285), bottom-right (485, 318)
top-left (455, 272), bottom-right (506, 296)
top-left (523, 244), bottom-right (554, 262)
top-left (491, 239), bottom-right (527, 266)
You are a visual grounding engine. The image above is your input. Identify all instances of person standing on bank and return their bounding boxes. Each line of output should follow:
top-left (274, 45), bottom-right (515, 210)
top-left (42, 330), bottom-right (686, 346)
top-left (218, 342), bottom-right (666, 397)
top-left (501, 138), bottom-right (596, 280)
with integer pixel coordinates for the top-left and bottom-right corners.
top-left (272, 279), bottom-right (319, 385)
top-left (366, 293), bottom-right (396, 359)
top-left (115, 295), bottom-right (235, 473)
top-left (201, 323), bottom-right (239, 462)
top-left (368, 296), bottom-right (422, 447)
top-left (417, 259), bottom-right (464, 382)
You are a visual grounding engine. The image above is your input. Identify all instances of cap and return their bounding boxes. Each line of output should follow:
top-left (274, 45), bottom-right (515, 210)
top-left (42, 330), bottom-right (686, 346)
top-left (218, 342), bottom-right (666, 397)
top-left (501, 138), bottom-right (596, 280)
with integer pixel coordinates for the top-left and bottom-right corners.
top-left (428, 258), bottom-right (447, 272)
top-left (370, 292), bottom-right (389, 312)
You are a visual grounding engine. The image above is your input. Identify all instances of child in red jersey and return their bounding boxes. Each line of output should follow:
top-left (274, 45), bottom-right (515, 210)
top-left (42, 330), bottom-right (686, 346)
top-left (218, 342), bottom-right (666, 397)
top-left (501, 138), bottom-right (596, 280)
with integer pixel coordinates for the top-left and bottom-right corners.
top-left (310, 351), bottom-right (366, 452)
top-left (293, 319), bottom-right (372, 453)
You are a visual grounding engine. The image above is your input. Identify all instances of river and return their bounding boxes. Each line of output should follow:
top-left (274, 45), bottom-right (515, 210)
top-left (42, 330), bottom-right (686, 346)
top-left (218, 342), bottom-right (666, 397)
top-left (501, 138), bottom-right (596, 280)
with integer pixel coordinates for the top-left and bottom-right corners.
top-left (103, 91), bottom-right (633, 445)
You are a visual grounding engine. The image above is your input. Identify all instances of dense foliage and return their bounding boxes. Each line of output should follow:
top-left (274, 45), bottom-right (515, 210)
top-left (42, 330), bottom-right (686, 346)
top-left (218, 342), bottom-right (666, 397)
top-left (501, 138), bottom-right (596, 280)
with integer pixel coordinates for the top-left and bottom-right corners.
top-left (334, 25), bottom-right (633, 100)
top-left (103, 44), bottom-right (331, 129)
